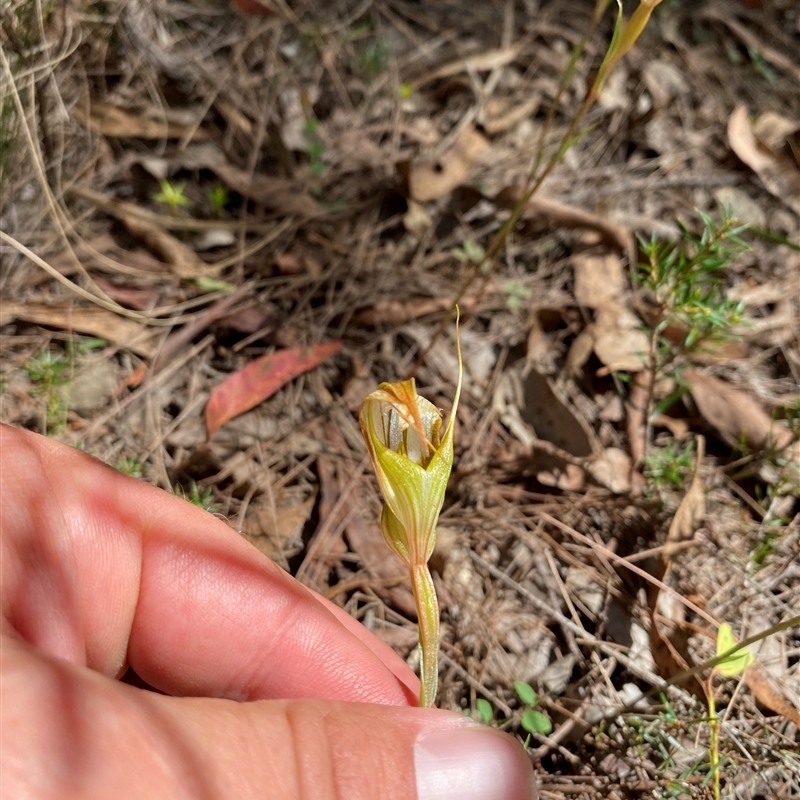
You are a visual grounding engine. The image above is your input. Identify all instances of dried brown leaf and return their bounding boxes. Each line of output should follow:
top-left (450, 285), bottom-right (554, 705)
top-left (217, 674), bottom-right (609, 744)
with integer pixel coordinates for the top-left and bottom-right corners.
top-left (75, 101), bottom-right (210, 140)
top-left (412, 44), bottom-right (524, 89)
top-left (211, 163), bottom-right (321, 217)
top-left (119, 214), bottom-right (221, 279)
top-left (495, 189), bottom-right (634, 256)
top-left (592, 308), bottom-right (650, 373)
top-left (652, 414), bottom-right (690, 440)
top-left (521, 368), bottom-right (597, 457)
top-left (685, 368), bottom-right (793, 450)
top-left (0, 301), bottom-right (154, 357)
top-left (205, 341), bottom-right (342, 439)
top-left (745, 662), bottom-right (800, 726)
top-left (573, 253), bottom-right (626, 310)
top-left (626, 371), bottom-right (649, 466)
top-left (647, 614), bottom-right (704, 696)
top-left (752, 111), bottom-right (800, 152)
top-left (350, 297), bottom-right (475, 328)
top-left (408, 125), bottom-right (489, 202)
top-left (667, 436), bottom-right (706, 547)
top-left (587, 447), bottom-right (632, 494)
top-left (728, 106), bottom-right (800, 215)
top-left (482, 94), bottom-right (540, 136)
top-left (563, 328), bottom-right (595, 379)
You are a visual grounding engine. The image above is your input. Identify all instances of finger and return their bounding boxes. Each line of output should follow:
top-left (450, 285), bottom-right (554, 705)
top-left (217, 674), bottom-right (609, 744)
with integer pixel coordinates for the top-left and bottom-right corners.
top-left (3, 638), bottom-right (533, 800)
top-left (0, 424), bottom-right (417, 704)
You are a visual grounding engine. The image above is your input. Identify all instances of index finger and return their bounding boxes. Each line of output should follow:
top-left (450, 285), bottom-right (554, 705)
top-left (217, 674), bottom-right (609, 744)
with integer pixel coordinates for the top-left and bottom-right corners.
top-left (0, 424), bottom-right (418, 705)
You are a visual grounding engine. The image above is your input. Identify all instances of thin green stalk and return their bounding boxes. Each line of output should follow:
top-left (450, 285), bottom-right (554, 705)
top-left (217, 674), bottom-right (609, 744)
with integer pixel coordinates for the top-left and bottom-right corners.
top-left (412, 562), bottom-right (440, 708)
top-left (530, 0), bottom-right (610, 177)
top-left (420, 1), bottom-right (664, 369)
top-left (707, 681), bottom-right (721, 800)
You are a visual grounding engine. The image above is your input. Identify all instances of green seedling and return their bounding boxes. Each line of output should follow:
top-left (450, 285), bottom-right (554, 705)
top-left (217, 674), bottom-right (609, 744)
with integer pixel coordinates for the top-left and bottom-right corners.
top-left (152, 179), bottom-right (193, 212)
top-left (398, 82), bottom-right (414, 101)
top-left (23, 349), bottom-right (71, 434)
top-left (747, 47), bottom-right (777, 84)
top-left (174, 482), bottom-right (220, 514)
top-left (360, 313), bottom-right (462, 708)
top-left (470, 682), bottom-right (552, 740)
top-left (475, 698), bottom-right (493, 724)
top-left (114, 456), bottom-right (145, 478)
top-left (303, 117), bottom-right (326, 178)
top-left (514, 681), bottom-right (553, 736)
top-left (76, 337), bottom-right (107, 352)
top-left (208, 184), bottom-right (230, 214)
top-left (452, 240), bottom-right (486, 269)
top-left (357, 39), bottom-right (389, 81)
top-left (643, 439), bottom-right (695, 491)
top-left (502, 280), bottom-right (531, 312)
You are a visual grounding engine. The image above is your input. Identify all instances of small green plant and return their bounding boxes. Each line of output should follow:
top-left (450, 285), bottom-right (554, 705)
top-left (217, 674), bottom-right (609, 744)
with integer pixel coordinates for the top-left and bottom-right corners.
top-left (636, 210), bottom-right (748, 352)
top-left (634, 211), bottom-right (750, 456)
top-left (502, 280), bottom-right (531, 313)
top-left (76, 337), bottom-right (107, 352)
top-left (625, 708), bottom-right (708, 800)
top-left (513, 681), bottom-right (553, 736)
top-left (115, 456), bottom-right (145, 478)
top-left (23, 349), bottom-right (71, 434)
top-left (625, 698), bottom-right (699, 783)
top-left (152, 179), bottom-right (192, 212)
top-left (452, 239), bottom-right (486, 267)
top-left (356, 39), bottom-right (389, 81)
top-left (642, 438), bottom-right (695, 490)
top-left (746, 47), bottom-right (777, 84)
top-left (0, 95), bottom-right (17, 202)
top-left (398, 82), bottom-right (414, 101)
top-left (207, 184), bottom-right (230, 214)
top-left (303, 117), bottom-right (326, 178)
top-left (175, 482), bottom-right (220, 514)
top-left (469, 682), bottom-right (553, 740)
top-left (748, 523), bottom-right (784, 571)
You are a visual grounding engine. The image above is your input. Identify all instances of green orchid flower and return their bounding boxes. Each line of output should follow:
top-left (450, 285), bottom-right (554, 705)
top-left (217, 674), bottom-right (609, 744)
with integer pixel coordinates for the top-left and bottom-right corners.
top-left (359, 319), bottom-right (462, 707)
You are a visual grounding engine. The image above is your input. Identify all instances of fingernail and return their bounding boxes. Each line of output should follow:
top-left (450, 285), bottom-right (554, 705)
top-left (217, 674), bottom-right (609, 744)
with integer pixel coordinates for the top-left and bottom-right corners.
top-left (415, 726), bottom-right (534, 800)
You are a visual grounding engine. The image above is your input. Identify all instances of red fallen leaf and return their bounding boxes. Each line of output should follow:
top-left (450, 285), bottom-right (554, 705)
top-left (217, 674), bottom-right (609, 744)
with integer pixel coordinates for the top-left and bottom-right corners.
top-left (205, 341), bottom-right (342, 439)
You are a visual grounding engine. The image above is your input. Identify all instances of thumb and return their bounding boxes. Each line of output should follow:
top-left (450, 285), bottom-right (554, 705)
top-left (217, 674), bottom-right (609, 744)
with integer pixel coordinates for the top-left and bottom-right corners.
top-left (4, 638), bottom-right (534, 800)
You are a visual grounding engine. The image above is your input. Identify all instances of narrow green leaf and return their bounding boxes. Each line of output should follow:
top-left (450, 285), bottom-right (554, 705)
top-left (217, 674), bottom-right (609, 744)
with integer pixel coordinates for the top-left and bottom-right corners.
top-left (195, 277), bottom-right (236, 293)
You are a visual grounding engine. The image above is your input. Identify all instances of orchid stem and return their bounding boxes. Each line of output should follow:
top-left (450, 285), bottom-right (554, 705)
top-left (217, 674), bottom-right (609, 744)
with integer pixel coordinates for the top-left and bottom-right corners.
top-left (411, 561), bottom-right (440, 708)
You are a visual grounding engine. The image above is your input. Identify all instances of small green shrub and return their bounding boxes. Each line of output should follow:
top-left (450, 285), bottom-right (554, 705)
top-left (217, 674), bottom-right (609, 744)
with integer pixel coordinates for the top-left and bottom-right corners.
top-left (23, 349), bottom-right (71, 434)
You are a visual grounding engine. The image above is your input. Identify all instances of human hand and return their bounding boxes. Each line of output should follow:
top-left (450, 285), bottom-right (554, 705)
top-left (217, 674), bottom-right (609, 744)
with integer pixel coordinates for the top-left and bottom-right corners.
top-left (0, 424), bottom-right (533, 799)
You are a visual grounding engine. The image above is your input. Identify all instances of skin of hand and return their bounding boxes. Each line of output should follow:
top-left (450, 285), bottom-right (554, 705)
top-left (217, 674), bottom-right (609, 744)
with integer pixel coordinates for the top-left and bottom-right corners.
top-left (0, 424), bottom-right (534, 800)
